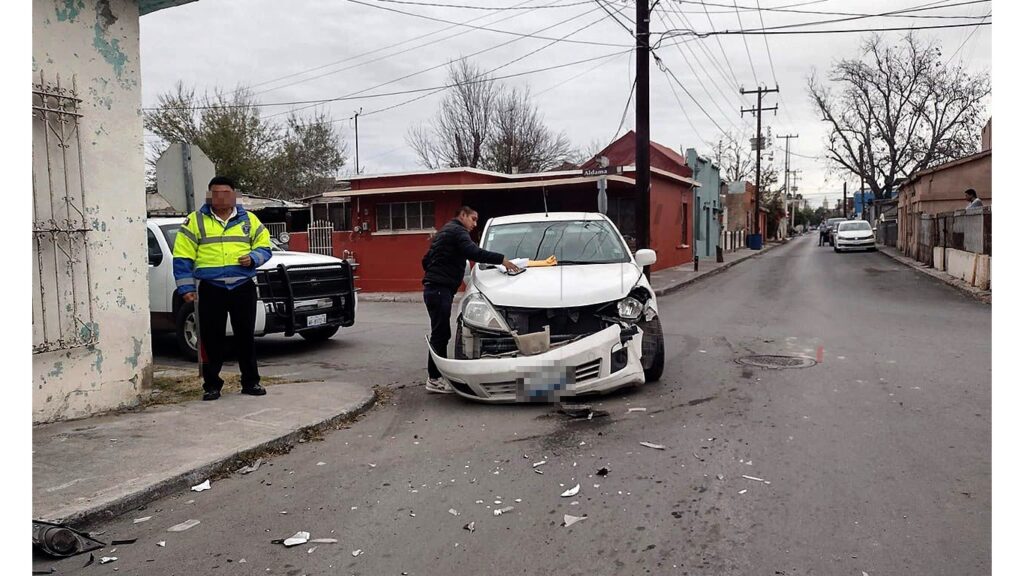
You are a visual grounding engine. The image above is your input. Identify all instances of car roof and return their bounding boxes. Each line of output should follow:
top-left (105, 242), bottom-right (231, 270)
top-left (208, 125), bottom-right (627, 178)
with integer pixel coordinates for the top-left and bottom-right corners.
top-left (149, 217), bottom-right (187, 226)
top-left (486, 212), bottom-right (611, 226)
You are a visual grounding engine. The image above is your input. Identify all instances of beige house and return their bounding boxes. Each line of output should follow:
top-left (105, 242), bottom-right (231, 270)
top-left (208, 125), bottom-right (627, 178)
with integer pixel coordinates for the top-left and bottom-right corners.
top-left (32, 0), bottom-right (197, 423)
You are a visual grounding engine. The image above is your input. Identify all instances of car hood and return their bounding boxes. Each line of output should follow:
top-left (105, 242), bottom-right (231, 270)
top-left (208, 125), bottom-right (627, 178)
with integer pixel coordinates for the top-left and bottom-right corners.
top-left (471, 262), bottom-right (642, 308)
top-left (257, 250), bottom-right (343, 269)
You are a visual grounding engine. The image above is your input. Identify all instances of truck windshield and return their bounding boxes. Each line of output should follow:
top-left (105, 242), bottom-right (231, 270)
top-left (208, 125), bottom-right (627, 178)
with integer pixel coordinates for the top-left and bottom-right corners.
top-left (159, 224), bottom-right (282, 251)
top-left (482, 219), bottom-right (630, 264)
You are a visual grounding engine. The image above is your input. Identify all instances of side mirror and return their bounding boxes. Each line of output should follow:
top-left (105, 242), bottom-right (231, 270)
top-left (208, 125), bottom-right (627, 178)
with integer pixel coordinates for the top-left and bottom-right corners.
top-left (634, 248), bottom-right (657, 267)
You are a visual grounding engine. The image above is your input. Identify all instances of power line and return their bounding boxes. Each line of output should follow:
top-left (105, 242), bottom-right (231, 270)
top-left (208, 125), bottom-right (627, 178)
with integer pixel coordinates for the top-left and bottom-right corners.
top-left (698, 0), bottom-right (742, 91)
top-left (713, 21), bottom-right (992, 35)
top-left (651, 51), bottom-right (729, 134)
top-left (754, 0), bottom-right (779, 87)
top-left (944, 10), bottom-right (991, 66)
top-left (365, 0), bottom-right (593, 10)
top-left (666, 0), bottom-right (990, 18)
top-left (659, 66), bottom-right (704, 144)
top-left (593, 0), bottom-right (635, 36)
top-left (731, 0), bottom-right (760, 86)
top-left (534, 48), bottom-right (631, 96)
top-left (344, 0), bottom-right (629, 47)
top-left (657, 0), bottom-right (832, 15)
top-left (612, 77), bottom-right (638, 141)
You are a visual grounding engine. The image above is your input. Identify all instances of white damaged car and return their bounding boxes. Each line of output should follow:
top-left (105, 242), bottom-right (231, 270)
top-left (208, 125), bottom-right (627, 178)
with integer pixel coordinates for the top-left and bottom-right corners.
top-left (428, 212), bottom-right (665, 403)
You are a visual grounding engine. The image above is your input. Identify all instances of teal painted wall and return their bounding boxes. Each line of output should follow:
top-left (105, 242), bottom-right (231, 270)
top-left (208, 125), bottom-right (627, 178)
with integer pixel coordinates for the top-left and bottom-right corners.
top-left (686, 149), bottom-right (722, 259)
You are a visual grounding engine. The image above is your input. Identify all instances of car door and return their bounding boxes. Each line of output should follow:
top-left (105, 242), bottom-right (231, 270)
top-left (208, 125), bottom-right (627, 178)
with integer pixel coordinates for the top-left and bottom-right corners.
top-left (147, 224), bottom-right (175, 331)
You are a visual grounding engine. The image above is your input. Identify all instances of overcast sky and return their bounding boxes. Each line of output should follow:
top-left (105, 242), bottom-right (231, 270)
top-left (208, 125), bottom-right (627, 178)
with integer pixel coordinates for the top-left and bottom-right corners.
top-left (138, 0), bottom-right (992, 206)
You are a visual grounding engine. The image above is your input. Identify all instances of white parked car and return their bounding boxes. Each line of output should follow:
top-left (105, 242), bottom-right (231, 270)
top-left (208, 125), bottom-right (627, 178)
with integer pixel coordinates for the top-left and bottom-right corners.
top-left (833, 220), bottom-right (877, 252)
top-left (429, 212), bottom-right (665, 403)
top-left (147, 217), bottom-right (358, 359)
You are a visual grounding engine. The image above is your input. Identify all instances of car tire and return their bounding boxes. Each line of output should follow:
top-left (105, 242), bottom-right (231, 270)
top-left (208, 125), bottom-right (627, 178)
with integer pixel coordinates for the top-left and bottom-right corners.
top-left (298, 326), bottom-right (339, 342)
top-left (175, 301), bottom-right (199, 362)
top-left (834, 246), bottom-right (840, 253)
top-left (639, 315), bottom-right (665, 382)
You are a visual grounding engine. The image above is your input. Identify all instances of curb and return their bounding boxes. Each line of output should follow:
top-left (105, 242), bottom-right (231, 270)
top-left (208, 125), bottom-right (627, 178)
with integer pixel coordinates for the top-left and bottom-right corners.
top-left (653, 239), bottom-right (790, 298)
top-left (56, 386), bottom-right (380, 529)
top-left (876, 247), bottom-right (991, 304)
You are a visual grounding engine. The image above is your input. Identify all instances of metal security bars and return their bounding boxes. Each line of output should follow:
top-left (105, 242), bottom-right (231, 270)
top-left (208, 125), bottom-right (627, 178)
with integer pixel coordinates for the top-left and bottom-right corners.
top-left (32, 72), bottom-right (97, 354)
top-left (308, 220), bottom-right (334, 256)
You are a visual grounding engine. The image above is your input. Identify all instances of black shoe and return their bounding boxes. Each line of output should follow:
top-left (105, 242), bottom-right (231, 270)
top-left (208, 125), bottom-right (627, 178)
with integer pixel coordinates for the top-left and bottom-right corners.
top-left (202, 391), bottom-right (221, 401)
top-left (241, 385), bottom-right (267, 396)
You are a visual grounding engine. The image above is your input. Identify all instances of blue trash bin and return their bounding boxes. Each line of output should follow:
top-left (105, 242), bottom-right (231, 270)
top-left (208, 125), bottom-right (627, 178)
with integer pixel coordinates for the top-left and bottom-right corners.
top-left (747, 233), bottom-right (763, 250)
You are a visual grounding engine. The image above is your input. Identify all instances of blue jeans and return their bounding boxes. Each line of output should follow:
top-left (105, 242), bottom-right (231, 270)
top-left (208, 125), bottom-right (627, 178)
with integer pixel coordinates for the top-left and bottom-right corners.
top-left (423, 284), bottom-right (455, 379)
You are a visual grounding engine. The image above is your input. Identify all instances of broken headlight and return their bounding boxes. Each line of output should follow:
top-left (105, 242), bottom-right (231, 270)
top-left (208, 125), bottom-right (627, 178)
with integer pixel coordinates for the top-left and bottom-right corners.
top-left (617, 296), bottom-right (644, 320)
top-left (462, 292), bottom-right (511, 333)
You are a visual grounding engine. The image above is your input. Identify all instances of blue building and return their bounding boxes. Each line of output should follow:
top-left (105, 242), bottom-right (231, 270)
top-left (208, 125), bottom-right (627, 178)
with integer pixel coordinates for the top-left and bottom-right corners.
top-left (685, 148), bottom-right (722, 259)
top-left (853, 189), bottom-right (875, 218)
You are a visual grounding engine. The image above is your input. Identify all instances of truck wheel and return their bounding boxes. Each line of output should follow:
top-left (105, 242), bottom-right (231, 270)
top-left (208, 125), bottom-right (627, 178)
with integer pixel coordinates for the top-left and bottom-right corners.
top-left (298, 326), bottom-right (339, 342)
top-left (639, 315), bottom-right (665, 382)
top-left (175, 302), bottom-right (199, 362)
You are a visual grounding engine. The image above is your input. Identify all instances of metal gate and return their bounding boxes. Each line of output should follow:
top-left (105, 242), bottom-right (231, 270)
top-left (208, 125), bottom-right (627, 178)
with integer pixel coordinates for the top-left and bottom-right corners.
top-left (308, 220), bottom-right (334, 256)
top-left (266, 222), bottom-right (286, 241)
top-left (32, 72), bottom-right (96, 354)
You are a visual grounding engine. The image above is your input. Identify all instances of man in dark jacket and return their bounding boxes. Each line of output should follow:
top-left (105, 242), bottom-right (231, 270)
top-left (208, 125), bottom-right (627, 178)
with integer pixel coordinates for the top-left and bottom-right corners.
top-left (421, 206), bottom-right (520, 393)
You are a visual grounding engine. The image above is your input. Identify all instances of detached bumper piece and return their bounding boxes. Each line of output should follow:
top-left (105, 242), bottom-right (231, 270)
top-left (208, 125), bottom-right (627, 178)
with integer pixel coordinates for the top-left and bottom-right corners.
top-left (256, 262), bottom-right (356, 336)
top-left (429, 324), bottom-right (646, 403)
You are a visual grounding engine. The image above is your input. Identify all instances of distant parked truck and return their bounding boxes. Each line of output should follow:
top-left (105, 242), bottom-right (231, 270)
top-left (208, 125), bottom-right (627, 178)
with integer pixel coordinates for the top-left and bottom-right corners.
top-left (146, 217), bottom-right (358, 359)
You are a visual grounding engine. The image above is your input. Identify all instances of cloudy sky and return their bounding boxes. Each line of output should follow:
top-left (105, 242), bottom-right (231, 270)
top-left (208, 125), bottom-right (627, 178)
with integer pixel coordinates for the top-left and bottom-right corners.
top-left (138, 0), bottom-right (992, 207)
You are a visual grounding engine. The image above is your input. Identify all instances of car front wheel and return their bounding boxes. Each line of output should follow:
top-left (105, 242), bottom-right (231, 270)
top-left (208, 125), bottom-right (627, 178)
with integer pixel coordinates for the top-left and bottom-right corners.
top-left (639, 315), bottom-right (665, 382)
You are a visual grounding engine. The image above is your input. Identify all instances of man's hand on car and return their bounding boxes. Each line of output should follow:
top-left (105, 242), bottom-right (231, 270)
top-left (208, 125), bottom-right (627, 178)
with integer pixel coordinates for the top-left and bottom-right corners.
top-left (502, 258), bottom-right (522, 273)
top-left (182, 292), bottom-right (197, 304)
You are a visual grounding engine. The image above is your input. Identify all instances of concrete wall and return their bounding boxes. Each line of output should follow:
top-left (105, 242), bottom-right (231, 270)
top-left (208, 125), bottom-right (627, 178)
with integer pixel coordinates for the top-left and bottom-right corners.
top-left (685, 149), bottom-right (721, 260)
top-left (33, 0), bottom-right (151, 423)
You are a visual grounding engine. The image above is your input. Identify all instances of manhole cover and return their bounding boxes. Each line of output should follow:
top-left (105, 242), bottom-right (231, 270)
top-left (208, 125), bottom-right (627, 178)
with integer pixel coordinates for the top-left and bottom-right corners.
top-left (736, 355), bottom-right (817, 369)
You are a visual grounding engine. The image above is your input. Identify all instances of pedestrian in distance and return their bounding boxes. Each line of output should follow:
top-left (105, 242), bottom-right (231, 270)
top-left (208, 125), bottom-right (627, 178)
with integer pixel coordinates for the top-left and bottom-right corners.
top-left (964, 188), bottom-right (983, 209)
top-left (173, 176), bottom-right (274, 401)
top-left (420, 206), bottom-right (521, 394)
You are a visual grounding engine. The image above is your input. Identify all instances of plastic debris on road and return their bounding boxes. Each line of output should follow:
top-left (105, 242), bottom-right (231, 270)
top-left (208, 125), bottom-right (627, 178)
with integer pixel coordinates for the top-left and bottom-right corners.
top-left (237, 459), bottom-right (262, 475)
top-left (562, 514), bottom-right (587, 528)
top-left (742, 475), bottom-right (766, 483)
top-left (190, 480), bottom-right (211, 492)
top-left (463, 522), bottom-right (476, 532)
top-left (166, 520), bottom-right (200, 533)
top-left (282, 531), bottom-right (311, 547)
top-left (156, 541), bottom-right (166, 547)
top-left (596, 467), bottom-right (610, 477)
top-left (628, 407), bottom-right (647, 413)
top-left (316, 462), bottom-right (326, 466)
top-left (310, 538), bottom-right (339, 544)
top-left (640, 442), bottom-right (666, 450)
top-left (99, 557), bottom-right (117, 564)
top-left (448, 508), bottom-right (459, 516)
top-left (351, 549), bottom-right (363, 557)
top-left (561, 484), bottom-right (581, 497)
top-left (532, 460), bottom-right (547, 468)
top-left (308, 546), bottom-right (318, 554)
top-left (738, 489), bottom-right (748, 495)
top-left (133, 516), bottom-right (151, 524)
top-left (493, 506), bottom-right (515, 516)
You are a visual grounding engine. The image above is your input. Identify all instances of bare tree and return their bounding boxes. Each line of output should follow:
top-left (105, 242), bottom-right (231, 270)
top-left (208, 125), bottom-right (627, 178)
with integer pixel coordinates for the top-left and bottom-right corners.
top-left (407, 59), bottom-right (498, 169)
top-left (709, 130), bottom-right (779, 197)
top-left (808, 33), bottom-right (990, 197)
top-left (482, 87), bottom-right (573, 173)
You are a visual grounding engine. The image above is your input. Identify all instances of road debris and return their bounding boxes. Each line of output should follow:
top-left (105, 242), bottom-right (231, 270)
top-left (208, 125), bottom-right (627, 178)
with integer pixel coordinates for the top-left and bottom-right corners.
top-left (493, 506), bottom-right (515, 516)
top-left (99, 557), bottom-right (118, 564)
top-left (640, 442), bottom-right (666, 450)
top-left (282, 531), bottom-right (311, 547)
top-left (32, 520), bottom-right (105, 558)
top-left (738, 489), bottom-right (748, 495)
top-left (561, 484), bottom-right (581, 497)
top-left (628, 407), bottom-right (647, 413)
top-left (166, 519), bottom-right (200, 532)
top-left (310, 538), bottom-right (338, 544)
top-left (308, 546), bottom-right (318, 554)
top-left (692, 451), bottom-right (705, 462)
top-left (190, 480), bottom-right (211, 492)
top-left (133, 516), bottom-right (152, 524)
top-left (534, 469), bottom-right (544, 475)
top-left (596, 467), bottom-right (610, 477)
top-left (558, 404), bottom-right (609, 419)
top-left (110, 538), bottom-right (138, 545)
top-left (317, 462), bottom-right (326, 466)
top-left (742, 475), bottom-right (768, 483)
top-left (237, 459), bottom-right (262, 475)
top-left (157, 541), bottom-right (166, 547)
top-left (532, 460), bottom-right (547, 468)
top-left (562, 514), bottom-right (587, 528)
top-left (351, 549), bottom-right (363, 557)
top-left (463, 522), bottom-right (476, 532)
top-left (717, 474), bottom-right (724, 480)
top-left (448, 508), bottom-right (460, 516)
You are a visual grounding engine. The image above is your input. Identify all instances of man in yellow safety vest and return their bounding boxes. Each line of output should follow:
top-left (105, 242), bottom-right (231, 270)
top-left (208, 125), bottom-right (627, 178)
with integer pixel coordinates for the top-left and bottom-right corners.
top-left (173, 176), bottom-right (274, 401)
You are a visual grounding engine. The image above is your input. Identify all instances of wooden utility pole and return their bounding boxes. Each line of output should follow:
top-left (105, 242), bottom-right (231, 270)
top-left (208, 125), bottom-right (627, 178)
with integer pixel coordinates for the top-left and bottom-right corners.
top-left (353, 108), bottom-right (362, 175)
top-left (635, 0), bottom-right (651, 265)
top-left (741, 86), bottom-right (778, 244)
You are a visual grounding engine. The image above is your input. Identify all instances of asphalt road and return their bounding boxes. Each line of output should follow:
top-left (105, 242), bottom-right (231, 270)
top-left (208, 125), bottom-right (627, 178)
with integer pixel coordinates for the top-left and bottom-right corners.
top-left (38, 236), bottom-right (990, 575)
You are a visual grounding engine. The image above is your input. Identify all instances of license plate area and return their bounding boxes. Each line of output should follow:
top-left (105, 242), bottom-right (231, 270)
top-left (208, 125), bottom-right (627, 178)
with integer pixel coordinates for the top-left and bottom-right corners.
top-left (306, 313), bottom-right (327, 327)
top-left (515, 362), bottom-right (575, 403)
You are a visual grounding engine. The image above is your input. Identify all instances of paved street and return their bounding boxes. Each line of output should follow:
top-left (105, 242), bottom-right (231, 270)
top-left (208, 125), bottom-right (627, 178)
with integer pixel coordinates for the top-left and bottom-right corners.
top-left (37, 236), bottom-right (990, 575)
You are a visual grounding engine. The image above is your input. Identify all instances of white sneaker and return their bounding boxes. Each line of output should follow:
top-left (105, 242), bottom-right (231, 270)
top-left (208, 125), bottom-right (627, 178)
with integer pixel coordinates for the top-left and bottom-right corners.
top-left (425, 377), bottom-right (454, 394)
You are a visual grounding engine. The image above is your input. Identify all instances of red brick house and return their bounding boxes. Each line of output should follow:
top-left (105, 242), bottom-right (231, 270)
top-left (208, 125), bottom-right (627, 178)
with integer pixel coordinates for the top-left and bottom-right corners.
top-left (722, 180), bottom-right (767, 239)
top-left (291, 132), bottom-right (698, 292)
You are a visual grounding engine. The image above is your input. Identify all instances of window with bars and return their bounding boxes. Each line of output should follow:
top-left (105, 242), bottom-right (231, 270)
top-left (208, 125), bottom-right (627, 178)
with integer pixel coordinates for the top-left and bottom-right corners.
top-left (376, 201), bottom-right (435, 232)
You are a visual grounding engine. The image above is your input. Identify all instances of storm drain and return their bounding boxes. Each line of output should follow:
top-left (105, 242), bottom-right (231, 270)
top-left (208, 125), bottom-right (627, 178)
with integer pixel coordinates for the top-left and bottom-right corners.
top-left (736, 355), bottom-right (817, 369)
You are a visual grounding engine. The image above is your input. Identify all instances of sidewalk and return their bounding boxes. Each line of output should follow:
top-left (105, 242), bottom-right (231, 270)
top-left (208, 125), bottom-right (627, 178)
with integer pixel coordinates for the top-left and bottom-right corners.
top-left (32, 371), bottom-right (377, 527)
top-left (876, 245), bottom-right (991, 304)
top-left (358, 240), bottom-right (791, 303)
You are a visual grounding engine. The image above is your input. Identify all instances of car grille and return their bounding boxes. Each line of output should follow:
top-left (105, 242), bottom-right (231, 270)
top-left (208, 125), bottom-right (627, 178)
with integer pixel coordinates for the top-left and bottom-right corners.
top-left (575, 359), bottom-right (601, 382)
top-left (257, 264), bottom-right (353, 300)
top-left (479, 381), bottom-right (517, 397)
top-left (480, 334), bottom-right (581, 357)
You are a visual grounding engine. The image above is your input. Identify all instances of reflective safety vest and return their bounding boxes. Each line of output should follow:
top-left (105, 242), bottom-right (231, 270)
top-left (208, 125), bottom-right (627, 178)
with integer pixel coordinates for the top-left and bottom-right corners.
top-left (172, 204), bottom-right (273, 293)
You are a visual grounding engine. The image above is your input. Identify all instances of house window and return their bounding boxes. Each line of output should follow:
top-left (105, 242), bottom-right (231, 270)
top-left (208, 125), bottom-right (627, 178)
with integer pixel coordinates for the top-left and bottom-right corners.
top-left (311, 200), bottom-right (351, 232)
top-left (681, 201), bottom-right (689, 245)
top-left (377, 201), bottom-right (435, 232)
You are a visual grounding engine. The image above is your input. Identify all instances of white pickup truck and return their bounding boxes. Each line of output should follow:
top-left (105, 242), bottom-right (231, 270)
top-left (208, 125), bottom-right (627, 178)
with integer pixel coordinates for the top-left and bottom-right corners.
top-left (147, 217), bottom-right (358, 359)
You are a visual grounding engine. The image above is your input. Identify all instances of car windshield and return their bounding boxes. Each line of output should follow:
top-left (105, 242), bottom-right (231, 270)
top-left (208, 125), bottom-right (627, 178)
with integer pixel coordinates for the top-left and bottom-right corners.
top-left (482, 219), bottom-right (630, 265)
top-left (838, 221), bottom-right (872, 232)
top-left (159, 223), bottom-right (282, 251)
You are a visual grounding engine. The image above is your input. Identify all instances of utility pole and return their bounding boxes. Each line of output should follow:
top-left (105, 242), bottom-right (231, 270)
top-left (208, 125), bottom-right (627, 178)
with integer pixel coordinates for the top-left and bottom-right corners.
top-left (858, 143), bottom-right (865, 220)
top-left (635, 0), bottom-right (651, 266)
top-left (353, 108), bottom-right (362, 175)
top-left (777, 134), bottom-right (798, 237)
top-left (741, 86), bottom-right (778, 246)
top-left (843, 181), bottom-right (848, 218)
top-left (788, 169), bottom-right (802, 231)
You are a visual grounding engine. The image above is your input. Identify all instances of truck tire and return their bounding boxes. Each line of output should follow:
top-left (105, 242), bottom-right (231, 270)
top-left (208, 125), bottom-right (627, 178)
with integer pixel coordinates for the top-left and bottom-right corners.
top-left (298, 326), bottom-right (339, 342)
top-left (639, 315), bottom-right (665, 382)
top-left (175, 301), bottom-right (199, 362)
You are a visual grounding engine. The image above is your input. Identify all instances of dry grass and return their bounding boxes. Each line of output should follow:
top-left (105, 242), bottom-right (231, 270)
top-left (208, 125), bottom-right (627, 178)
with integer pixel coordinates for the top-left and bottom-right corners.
top-left (140, 370), bottom-right (292, 407)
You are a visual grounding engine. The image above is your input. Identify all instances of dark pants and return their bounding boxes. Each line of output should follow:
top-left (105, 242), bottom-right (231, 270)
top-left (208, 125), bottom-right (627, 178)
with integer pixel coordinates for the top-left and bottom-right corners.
top-left (423, 284), bottom-right (455, 379)
top-left (198, 281), bottom-right (260, 393)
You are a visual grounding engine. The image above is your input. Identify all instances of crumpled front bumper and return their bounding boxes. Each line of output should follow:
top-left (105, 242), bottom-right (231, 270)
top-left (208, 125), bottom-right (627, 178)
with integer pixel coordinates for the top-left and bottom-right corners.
top-left (428, 324), bottom-right (646, 403)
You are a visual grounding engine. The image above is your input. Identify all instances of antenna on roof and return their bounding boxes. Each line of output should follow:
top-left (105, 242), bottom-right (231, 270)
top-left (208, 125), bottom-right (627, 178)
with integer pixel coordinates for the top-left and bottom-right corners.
top-left (542, 187), bottom-right (549, 217)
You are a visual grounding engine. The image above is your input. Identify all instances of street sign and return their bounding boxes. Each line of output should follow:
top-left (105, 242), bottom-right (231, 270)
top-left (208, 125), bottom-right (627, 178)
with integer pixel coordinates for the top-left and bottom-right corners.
top-left (583, 166), bottom-right (623, 177)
